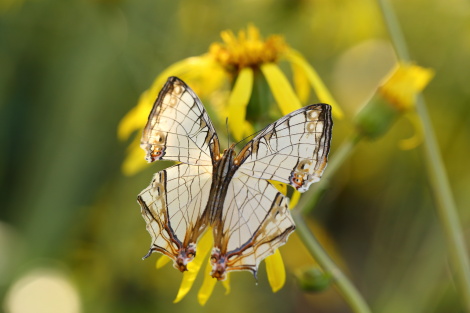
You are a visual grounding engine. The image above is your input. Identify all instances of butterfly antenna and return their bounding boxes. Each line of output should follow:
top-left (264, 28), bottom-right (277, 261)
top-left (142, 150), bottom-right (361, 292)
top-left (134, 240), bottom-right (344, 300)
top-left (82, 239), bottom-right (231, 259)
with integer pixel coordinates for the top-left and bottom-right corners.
top-left (234, 127), bottom-right (265, 148)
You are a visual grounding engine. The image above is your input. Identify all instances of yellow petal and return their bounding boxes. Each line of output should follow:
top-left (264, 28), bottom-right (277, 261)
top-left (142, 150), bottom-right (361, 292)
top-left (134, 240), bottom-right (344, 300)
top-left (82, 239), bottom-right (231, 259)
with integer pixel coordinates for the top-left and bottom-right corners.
top-left (379, 63), bottom-right (434, 111)
top-left (260, 63), bottom-right (302, 116)
top-left (227, 67), bottom-right (254, 141)
top-left (247, 23), bottom-right (261, 41)
top-left (269, 181), bottom-right (288, 196)
top-left (197, 237), bottom-right (230, 306)
top-left (222, 273), bottom-right (231, 295)
top-left (148, 56), bottom-right (220, 99)
top-left (284, 48), bottom-right (344, 119)
top-left (156, 255), bottom-right (171, 269)
top-left (242, 121), bottom-right (255, 139)
top-left (121, 135), bottom-right (148, 176)
top-left (117, 90), bottom-right (154, 141)
top-left (173, 230), bottom-right (214, 303)
top-left (291, 62), bottom-right (311, 104)
top-left (170, 55), bottom-right (228, 99)
top-left (197, 260), bottom-right (218, 306)
top-left (398, 112), bottom-right (424, 150)
top-left (118, 56), bottom-right (223, 142)
top-left (265, 249), bottom-right (286, 293)
top-left (289, 190), bottom-right (301, 209)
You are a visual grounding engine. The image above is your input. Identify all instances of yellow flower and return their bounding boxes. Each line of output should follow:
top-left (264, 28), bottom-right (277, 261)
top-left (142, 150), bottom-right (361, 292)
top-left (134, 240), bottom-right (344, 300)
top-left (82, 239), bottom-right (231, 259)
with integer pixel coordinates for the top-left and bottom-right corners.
top-left (119, 24), bottom-right (343, 174)
top-left (119, 24), bottom-right (343, 305)
top-left (380, 63), bottom-right (433, 149)
top-left (379, 62), bottom-right (434, 112)
top-left (209, 24), bottom-right (344, 139)
top-left (355, 62), bottom-right (434, 148)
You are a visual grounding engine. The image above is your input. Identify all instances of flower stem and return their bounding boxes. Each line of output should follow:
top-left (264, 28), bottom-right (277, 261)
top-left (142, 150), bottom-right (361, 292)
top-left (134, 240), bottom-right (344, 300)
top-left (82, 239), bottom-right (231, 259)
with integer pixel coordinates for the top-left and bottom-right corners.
top-left (378, 0), bottom-right (470, 310)
top-left (292, 212), bottom-right (372, 313)
top-left (300, 133), bottom-right (361, 215)
top-left (294, 133), bottom-right (368, 312)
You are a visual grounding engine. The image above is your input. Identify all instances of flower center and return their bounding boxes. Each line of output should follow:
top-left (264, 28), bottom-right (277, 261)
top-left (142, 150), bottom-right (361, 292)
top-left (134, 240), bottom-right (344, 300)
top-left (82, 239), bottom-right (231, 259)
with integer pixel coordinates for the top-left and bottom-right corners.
top-left (209, 25), bottom-right (287, 73)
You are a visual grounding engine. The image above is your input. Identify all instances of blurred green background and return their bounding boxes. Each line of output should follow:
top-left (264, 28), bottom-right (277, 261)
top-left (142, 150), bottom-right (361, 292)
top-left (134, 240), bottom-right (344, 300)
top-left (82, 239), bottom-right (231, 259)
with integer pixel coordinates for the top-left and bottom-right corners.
top-left (1, 0), bottom-right (469, 312)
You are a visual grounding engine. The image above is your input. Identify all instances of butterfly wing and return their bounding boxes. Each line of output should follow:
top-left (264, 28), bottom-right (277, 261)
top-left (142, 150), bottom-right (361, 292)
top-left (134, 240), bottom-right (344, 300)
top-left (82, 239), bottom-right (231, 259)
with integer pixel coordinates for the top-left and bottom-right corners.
top-left (141, 77), bottom-right (220, 165)
top-left (210, 104), bottom-right (332, 279)
top-left (138, 163), bottom-right (212, 271)
top-left (211, 172), bottom-right (294, 279)
top-left (236, 104), bottom-right (332, 192)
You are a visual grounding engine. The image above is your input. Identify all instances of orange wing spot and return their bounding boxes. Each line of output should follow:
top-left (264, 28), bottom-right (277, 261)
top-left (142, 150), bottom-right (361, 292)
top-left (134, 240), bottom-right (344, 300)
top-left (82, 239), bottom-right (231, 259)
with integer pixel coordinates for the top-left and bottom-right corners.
top-left (290, 172), bottom-right (305, 189)
top-left (151, 145), bottom-right (164, 159)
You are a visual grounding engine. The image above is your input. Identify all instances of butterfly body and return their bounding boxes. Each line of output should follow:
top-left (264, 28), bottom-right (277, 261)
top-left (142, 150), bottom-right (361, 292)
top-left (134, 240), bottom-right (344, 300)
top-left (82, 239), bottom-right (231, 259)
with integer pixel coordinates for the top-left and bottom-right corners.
top-left (137, 77), bottom-right (332, 280)
top-left (207, 147), bottom-right (237, 224)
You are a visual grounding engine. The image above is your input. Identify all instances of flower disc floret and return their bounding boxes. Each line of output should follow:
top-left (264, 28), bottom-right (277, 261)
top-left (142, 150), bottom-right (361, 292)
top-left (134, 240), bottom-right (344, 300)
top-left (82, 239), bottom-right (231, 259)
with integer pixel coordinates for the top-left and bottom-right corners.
top-left (209, 25), bottom-right (287, 72)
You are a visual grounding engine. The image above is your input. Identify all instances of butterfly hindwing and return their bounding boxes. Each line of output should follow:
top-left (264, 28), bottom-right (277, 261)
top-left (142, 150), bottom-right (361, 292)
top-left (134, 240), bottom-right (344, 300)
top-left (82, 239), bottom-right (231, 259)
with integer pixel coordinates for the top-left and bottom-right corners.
top-left (138, 163), bottom-right (212, 270)
top-left (211, 172), bottom-right (295, 279)
top-left (141, 77), bottom-right (220, 166)
top-left (236, 104), bottom-right (332, 192)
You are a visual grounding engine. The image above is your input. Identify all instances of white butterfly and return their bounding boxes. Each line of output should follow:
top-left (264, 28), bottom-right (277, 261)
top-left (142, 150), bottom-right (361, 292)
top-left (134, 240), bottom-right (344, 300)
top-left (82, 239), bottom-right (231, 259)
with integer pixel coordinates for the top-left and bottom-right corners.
top-left (137, 77), bottom-right (332, 280)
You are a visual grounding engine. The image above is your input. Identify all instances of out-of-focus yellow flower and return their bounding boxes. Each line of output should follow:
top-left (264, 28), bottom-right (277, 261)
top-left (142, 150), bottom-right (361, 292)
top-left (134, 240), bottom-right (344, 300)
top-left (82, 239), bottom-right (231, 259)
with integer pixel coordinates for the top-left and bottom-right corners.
top-left (356, 62), bottom-right (434, 148)
top-left (381, 63), bottom-right (433, 149)
top-left (379, 63), bottom-right (434, 111)
top-left (120, 24), bottom-right (342, 305)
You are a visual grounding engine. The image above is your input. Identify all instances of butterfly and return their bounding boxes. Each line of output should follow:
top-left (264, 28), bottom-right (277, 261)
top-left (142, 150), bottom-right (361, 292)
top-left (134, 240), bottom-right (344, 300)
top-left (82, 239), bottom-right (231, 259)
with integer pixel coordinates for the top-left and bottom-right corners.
top-left (137, 77), bottom-right (333, 280)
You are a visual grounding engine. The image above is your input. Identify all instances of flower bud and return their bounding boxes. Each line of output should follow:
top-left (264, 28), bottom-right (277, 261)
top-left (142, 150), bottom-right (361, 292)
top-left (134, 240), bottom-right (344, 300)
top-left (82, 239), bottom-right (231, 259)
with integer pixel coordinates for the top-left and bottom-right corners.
top-left (296, 267), bottom-right (331, 292)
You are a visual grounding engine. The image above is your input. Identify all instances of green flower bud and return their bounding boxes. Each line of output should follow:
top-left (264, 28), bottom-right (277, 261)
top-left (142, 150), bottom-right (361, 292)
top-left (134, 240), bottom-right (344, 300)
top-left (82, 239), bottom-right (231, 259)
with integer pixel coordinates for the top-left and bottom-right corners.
top-left (296, 267), bottom-right (331, 292)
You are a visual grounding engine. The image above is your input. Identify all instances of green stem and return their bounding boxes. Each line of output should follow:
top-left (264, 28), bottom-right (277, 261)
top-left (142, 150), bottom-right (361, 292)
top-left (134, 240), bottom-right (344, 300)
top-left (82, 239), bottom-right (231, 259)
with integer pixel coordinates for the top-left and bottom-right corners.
top-left (293, 212), bottom-right (372, 313)
top-left (376, 0), bottom-right (410, 62)
top-left (378, 0), bottom-right (470, 310)
top-left (300, 133), bottom-right (361, 214)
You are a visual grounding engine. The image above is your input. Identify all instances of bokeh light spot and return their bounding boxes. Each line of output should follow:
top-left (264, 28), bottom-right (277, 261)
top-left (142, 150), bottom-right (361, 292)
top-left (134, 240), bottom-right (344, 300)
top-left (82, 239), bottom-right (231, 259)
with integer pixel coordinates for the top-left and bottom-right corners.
top-left (4, 268), bottom-right (81, 313)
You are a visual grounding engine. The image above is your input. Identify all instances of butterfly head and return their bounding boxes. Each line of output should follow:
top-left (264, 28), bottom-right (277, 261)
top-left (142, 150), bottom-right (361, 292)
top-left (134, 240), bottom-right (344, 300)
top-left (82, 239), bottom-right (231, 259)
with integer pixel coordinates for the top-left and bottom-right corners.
top-left (174, 243), bottom-right (196, 272)
top-left (220, 145), bottom-right (237, 161)
top-left (210, 248), bottom-right (228, 281)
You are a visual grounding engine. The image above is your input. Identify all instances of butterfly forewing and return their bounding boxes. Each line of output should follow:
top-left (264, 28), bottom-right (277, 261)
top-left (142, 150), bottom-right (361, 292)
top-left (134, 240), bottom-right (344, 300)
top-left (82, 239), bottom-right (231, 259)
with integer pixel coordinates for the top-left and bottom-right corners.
top-left (236, 104), bottom-right (332, 192)
top-left (141, 77), bottom-right (220, 165)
